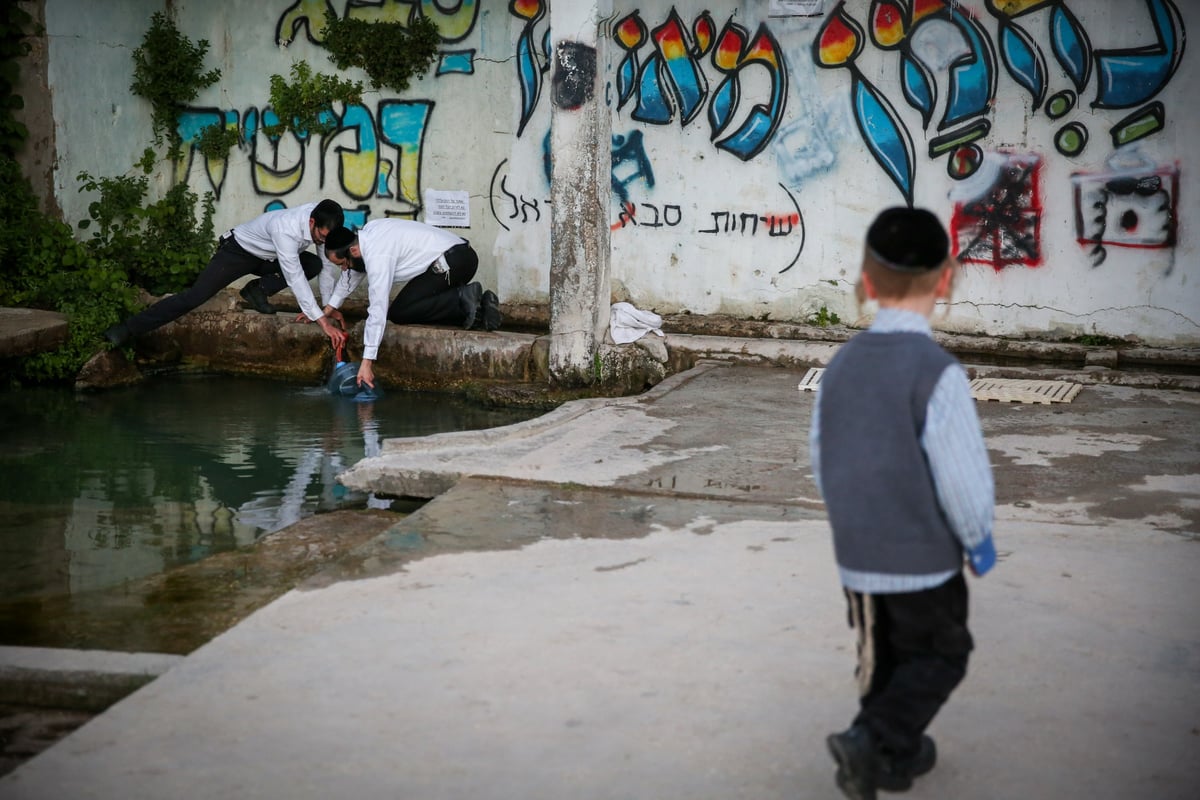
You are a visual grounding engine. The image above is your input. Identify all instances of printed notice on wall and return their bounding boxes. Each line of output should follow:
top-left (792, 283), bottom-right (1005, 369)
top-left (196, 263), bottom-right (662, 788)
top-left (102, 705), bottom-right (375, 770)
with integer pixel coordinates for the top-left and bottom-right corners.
top-left (423, 190), bottom-right (470, 228)
top-left (769, 0), bottom-right (825, 15)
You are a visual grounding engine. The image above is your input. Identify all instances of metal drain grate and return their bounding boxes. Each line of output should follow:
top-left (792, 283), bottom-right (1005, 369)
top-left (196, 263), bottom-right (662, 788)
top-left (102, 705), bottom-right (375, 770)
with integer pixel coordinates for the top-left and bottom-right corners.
top-left (797, 368), bottom-right (823, 392)
top-left (968, 378), bottom-right (1082, 404)
top-left (799, 369), bottom-right (1082, 405)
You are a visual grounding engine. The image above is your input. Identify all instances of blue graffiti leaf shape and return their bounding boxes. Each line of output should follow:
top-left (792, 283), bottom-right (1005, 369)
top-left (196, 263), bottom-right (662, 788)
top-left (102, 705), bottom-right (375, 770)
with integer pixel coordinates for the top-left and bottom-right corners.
top-left (1050, 5), bottom-right (1091, 91)
top-left (617, 55), bottom-right (637, 110)
top-left (940, 10), bottom-right (996, 130)
top-left (708, 75), bottom-right (738, 136)
top-left (633, 55), bottom-right (674, 124)
top-left (1000, 23), bottom-right (1046, 107)
top-left (852, 74), bottom-right (914, 206)
top-left (901, 54), bottom-right (935, 129)
top-left (717, 108), bottom-right (776, 161)
top-left (1094, 0), bottom-right (1184, 109)
top-left (515, 31), bottom-right (542, 137)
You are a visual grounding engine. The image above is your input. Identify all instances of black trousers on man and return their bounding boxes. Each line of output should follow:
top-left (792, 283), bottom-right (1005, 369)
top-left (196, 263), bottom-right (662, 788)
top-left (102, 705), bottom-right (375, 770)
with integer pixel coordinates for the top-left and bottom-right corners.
top-left (387, 241), bottom-right (479, 326)
top-left (847, 572), bottom-right (973, 760)
top-left (122, 235), bottom-right (322, 337)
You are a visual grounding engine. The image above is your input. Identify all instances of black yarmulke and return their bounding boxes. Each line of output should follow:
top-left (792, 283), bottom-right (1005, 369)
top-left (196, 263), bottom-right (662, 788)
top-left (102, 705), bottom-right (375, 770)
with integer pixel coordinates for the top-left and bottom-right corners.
top-left (324, 226), bottom-right (356, 252)
top-left (866, 207), bottom-right (949, 272)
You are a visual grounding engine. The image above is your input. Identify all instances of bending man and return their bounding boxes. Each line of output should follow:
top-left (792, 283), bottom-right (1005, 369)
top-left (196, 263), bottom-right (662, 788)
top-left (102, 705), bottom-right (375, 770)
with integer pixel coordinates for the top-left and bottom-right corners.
top-left (322, 219), bottom-right (501, 389)
top-left (103, 199), bottom-right (347, 349)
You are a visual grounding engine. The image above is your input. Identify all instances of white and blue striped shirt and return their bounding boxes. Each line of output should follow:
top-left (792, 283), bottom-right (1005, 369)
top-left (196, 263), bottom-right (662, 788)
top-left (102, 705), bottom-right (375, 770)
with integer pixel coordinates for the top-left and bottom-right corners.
top-left (809, 308), bottom-right (996, 593)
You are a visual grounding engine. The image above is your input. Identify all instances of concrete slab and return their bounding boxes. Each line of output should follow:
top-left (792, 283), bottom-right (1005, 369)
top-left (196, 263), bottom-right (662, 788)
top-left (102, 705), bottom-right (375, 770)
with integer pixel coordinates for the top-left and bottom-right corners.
top-left (0, 308), bottom-right (68, 360)
top-left (1, 362), bottom-right (1197, 799)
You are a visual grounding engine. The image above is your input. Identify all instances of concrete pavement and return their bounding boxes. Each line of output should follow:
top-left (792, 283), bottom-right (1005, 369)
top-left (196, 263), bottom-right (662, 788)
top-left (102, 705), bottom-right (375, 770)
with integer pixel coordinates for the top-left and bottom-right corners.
top-left (2, 362), bottom-right (1198, 799)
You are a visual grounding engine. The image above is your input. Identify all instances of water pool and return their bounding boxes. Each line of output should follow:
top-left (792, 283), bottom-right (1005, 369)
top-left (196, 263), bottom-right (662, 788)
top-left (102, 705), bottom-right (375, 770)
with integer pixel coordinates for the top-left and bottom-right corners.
top-left (0, 373), bottom-right (541, 607)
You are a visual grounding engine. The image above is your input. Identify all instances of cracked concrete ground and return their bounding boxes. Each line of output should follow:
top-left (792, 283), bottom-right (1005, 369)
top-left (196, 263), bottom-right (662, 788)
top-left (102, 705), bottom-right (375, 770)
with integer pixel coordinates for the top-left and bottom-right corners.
top-left (1, 362), bottom-right (1197, 800)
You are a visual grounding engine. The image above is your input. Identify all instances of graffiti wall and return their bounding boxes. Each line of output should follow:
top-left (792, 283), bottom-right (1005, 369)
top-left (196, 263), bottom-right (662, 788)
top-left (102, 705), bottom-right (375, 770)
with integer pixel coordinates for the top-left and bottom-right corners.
top-left (38, 0), bottom-right (1198, 344)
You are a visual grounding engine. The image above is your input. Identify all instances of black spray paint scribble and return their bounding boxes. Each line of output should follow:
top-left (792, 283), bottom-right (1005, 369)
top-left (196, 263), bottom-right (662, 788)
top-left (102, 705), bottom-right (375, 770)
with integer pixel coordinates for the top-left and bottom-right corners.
top-left (553, 41), bottom-right (596, 110)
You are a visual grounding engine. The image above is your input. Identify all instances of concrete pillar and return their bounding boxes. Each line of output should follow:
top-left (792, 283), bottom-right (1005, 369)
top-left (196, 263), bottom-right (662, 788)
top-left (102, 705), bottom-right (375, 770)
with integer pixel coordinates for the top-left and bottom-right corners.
top-left (11, 0), bottom-right (60, 218)
top-left (547, 0), bottom-right (612, 386)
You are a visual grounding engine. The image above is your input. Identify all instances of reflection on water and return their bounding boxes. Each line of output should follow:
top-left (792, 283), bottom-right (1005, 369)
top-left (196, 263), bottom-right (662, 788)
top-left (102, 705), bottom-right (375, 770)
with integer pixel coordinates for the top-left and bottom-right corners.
top-left (0, 374), bottom-right (540, 602)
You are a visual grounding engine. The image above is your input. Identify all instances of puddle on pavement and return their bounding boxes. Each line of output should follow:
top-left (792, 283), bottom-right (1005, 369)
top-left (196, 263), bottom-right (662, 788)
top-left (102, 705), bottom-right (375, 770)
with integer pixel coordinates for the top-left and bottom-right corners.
top-left (0, 374), bottom-right (542, 654)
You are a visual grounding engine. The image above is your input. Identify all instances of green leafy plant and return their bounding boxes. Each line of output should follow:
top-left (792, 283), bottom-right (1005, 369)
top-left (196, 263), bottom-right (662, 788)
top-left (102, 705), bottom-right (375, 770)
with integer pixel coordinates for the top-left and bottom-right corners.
top-left (77, 149), bottom-right (215, 296)
top-left (1065, 334), bottom-right (1125, 347)
top-left (266, 60), bottom-right (362, 137)
top-left (130, 12), bottom-right (220, 153)
top-left (195, 121), bottom-right (242, 160)
top-left (321, 9), bottom-right (439, 94)
top-left (0, 157), bottom-right (140, 384)
top-left (0, 0), bottom-right (34, 158)
top-left (807, 305), bottom-right (841, 328)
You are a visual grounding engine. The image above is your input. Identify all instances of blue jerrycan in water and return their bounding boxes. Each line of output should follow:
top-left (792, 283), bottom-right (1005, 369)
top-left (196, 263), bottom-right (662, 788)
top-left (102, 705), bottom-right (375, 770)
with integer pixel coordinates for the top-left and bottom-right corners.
top-left (327, 345), bottom-right (381, 401)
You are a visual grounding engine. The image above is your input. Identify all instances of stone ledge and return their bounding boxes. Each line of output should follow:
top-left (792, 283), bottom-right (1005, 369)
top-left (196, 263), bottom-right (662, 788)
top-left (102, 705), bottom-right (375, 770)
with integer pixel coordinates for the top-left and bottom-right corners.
top-left (0, 646), bottom-right (183, 713)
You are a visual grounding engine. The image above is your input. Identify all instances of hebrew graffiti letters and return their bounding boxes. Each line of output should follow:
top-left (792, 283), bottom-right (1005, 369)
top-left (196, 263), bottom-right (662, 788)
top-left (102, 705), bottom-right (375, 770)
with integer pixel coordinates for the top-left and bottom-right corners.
top-left (612, 130), bottom-right (655, 207)
top-left (709, 22), bottom-right (790, 161)
top-left (615, 12), bottom-right (649, 111)
top-left (420, 0), bottom-right (479, 42)
top-left (335, 104), bottom-right (381, 201)
top-left (1092, 0), bottom-right (1185, 110)
top-left (176, 108), bottom-right (238, 198)
top-left (819, 1), bottom-right (1186, 204)
top-left (276, 0), bottom-right (335, 45)
top-left (633, 7), bottom-right (709, 126)
top-left (815, 4), bottom-right (916, 205)
top-left (612, 7), bottom-right (788, 161)
top-left (245, 107), bottom-right (307, 196)
top-left (378, 100), bottom-right (433, 213)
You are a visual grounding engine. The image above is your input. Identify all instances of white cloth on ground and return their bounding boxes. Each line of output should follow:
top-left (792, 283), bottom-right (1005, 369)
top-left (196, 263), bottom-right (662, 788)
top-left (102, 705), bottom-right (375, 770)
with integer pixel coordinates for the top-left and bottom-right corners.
top-left (610, 302), bottom-right (665, 344)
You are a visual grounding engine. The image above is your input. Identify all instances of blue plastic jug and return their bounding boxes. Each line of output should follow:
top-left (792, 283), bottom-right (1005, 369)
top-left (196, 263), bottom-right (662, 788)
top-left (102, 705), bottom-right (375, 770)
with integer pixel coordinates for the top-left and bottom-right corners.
top-left (327, 348), bottom-right (381, 401)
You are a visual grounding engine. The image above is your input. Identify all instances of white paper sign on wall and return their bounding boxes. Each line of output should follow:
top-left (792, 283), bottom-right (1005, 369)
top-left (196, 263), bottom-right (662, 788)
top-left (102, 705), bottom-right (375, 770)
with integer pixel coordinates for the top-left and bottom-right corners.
top-left (423, 189), bottom-right (471, 228)
top-left (769, 0), bottom-right (825, 16)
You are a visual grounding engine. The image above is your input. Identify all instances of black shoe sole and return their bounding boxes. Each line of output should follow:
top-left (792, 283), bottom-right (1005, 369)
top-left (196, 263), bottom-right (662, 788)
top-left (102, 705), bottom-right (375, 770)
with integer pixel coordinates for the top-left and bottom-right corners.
top-left (827, 732), bottom-right (877, 800)
top-left (102, 327), bottom-right (129, 348)
top-left (460, 283), bottom-right (483, 329)
top-left (481, 290), bottom-right (502, 331)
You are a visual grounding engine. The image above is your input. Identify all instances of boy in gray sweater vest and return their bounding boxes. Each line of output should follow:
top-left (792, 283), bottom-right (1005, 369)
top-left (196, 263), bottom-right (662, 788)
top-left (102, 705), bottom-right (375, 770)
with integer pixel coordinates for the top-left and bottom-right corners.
top-left (810, 207), bottom-right (997, 800)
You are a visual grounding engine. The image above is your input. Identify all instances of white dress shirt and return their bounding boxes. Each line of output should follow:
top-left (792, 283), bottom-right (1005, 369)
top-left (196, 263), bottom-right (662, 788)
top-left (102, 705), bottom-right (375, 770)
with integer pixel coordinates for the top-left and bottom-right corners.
top-left (325, 219), bottom-right (465, 361)
top-left (231, 202), bottom-right (334, 321)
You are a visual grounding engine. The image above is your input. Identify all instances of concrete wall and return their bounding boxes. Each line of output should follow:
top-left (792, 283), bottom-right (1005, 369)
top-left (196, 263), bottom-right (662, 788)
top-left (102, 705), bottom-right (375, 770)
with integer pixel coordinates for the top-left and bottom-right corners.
top-left (29, 0), bottom-right (1199, 346)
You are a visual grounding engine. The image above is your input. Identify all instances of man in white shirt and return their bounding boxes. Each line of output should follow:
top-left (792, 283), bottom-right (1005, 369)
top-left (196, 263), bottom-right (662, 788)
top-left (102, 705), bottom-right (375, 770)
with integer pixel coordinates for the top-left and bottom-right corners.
top-left (321, 219), bottom-right (501, 389)
top-left (103, 200), bottom-right (348, 350)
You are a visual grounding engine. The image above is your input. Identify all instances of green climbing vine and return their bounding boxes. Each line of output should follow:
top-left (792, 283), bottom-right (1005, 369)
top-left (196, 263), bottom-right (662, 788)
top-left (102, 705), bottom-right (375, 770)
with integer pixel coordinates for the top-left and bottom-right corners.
top-left (0, 0), bottom-right (33, 158)
top-left (265, 61), bottom-right (362, 138)
top-left (129, 11), bottom-right (219, 155)
top-left (320, 9), bottom-right (439, 94)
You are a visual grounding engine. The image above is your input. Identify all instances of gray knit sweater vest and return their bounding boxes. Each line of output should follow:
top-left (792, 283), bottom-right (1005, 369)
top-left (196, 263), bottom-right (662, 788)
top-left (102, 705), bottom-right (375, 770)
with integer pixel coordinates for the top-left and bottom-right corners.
top-left (818, 332), bottom-right (963, 577)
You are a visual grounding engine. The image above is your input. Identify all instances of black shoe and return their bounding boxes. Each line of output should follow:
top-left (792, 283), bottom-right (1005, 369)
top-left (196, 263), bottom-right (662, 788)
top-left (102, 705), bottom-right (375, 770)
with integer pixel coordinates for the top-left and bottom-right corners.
top-left (240, 280), bottom-right (275, 314)
top-left (481, 289), bottom-right (502, 331)
top-left (877, 735), bottom-right (936, 792)
top-left (827, 724), bottom-right (877, 800)
top-left (102, 322), bottom-right (130, 348)
top-left (459, 282), bottom-right (483, 330)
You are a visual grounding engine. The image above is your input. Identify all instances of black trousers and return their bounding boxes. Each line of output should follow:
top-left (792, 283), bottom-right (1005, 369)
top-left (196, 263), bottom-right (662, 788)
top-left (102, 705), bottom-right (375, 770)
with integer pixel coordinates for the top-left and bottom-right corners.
top-left (122, 236), bottom-right (322, 336)
top-left (847, 572), bottom-right (973, 758)
top-left (387, 241), bottom-right (479, 326)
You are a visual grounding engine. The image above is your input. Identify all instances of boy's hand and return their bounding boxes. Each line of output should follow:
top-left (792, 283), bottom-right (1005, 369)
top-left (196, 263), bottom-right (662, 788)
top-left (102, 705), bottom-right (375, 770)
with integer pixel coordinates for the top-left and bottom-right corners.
top-left (967, 537), bottom-right (996, 577)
